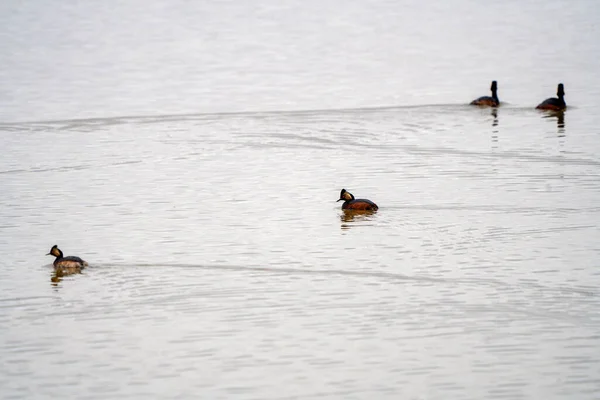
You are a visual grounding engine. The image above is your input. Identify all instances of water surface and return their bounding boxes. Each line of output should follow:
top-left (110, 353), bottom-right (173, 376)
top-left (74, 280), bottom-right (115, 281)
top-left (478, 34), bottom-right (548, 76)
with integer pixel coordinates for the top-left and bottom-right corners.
top-left (1, 1), bottom-right (600, 399)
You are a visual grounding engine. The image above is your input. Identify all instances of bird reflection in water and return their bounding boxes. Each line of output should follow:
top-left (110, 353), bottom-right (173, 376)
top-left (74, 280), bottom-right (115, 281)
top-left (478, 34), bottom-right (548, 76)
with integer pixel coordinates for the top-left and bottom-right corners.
top-left (491, 108), bottom-right (499, 127)
top-left (50, 267), bottom-right (82, 286)
top-left (541, 110), bottom-right (566, 137)
top-left (491, 108), bottom-right (499, 144)
top-left (340, 209), bottom-right (378, 230)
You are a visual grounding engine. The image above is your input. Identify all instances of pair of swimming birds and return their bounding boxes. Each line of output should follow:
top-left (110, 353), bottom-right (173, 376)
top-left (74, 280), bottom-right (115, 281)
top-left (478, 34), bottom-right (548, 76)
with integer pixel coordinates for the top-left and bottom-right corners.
top-left (46, 189), bottom-right (378, 270)
top-left (471, 81), bottom-right (566, 111)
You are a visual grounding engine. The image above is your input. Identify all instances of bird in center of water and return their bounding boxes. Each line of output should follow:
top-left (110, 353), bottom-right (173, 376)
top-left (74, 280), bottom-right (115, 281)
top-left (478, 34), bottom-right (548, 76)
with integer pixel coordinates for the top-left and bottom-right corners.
top-left (337, 189), bottom-right (378, 211)
top-left (536, 83), bottom-right (566, 111)
top-left (46, 245), bottom-right (88, 271)
top-left (470, 80), bottom-right (499, 107)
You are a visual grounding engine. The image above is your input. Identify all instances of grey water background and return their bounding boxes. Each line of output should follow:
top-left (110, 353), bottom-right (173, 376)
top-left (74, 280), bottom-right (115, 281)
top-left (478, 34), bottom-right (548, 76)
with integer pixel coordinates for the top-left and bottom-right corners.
top-left (1, 0), bottom-right (600, 399)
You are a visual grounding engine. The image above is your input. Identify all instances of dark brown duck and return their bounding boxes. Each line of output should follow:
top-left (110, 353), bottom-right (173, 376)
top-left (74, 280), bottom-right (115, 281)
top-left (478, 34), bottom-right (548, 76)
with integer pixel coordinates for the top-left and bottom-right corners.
top-left (471, 81), bottom-right (499, 107)
top-left (337, 189), bottom-right (378, 211)
top-left (47, 245), bottom-right (88, 270)
top-left (536, 83), bottom-right (566, 111)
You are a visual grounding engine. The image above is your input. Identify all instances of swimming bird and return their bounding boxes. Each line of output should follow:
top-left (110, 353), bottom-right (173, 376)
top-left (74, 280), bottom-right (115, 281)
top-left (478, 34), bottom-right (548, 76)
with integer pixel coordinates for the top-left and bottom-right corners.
top-left (46, 245), bottom-right (88, 270)
top-left (536, 83), bottom-right (566, 111)
top-left (470, 81), bottom-right (499, 107)
top-left (337, 189), bottom-right (378, 211)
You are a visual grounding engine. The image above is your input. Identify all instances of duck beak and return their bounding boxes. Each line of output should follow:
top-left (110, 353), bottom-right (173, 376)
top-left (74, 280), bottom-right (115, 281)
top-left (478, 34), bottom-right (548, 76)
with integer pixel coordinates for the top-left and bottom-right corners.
top-left (46, 252), bottom-right (51, 255)
top-left (336, 199), bottom-right (343, 202)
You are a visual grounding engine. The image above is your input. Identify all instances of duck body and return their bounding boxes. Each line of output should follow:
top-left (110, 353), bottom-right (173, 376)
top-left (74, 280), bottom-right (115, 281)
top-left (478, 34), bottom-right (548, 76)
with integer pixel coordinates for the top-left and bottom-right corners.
top-left (471, 96), bottom-right (499, 107)
top-left (54, 256), bottom-right (88, 269)
top-left (342, 198), bottom-right (379, 211)
top-left (47, 245), bottom-right (88, 270)
top-left (536, 83), bottom-right (566, 111)
top-left (337, 189), bottom-right (378, 211)
top-left (471, 81), bottom-right (499, 107)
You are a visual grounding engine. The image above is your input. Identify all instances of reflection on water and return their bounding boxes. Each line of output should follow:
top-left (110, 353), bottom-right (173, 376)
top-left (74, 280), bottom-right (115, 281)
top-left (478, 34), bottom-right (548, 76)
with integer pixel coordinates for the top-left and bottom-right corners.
top-left (557, 111), bottom-right (566, 137)
top-left (540, 110), bottom-right (566, 137)
top-left (50, 267), bottom-right (83, 286)
top-left (340, 210), bottom-right (378, 230)
top-left (491, 108), bottom-right (499, 128)
top-left (491, 108), bottom-right (499, 144)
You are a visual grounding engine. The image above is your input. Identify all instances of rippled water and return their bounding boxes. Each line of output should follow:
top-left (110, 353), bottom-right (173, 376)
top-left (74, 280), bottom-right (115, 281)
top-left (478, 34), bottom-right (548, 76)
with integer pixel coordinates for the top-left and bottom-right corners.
top-left (2, 0), bottom-right (600, 399)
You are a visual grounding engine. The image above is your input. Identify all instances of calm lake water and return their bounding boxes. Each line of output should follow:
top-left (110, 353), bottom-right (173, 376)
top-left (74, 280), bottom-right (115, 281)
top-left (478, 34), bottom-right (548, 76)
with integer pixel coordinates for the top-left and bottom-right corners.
top-left (1, 0), bottom-right (600, 399)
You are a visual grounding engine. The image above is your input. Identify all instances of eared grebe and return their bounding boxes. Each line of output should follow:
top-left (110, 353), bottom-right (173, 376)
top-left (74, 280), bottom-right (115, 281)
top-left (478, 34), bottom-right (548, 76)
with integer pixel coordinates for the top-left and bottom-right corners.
top-left (470, 81), bottom-right (499, 107)
top-left (536, 83), bottom-right (566, 111)
top-left (337, 189), bottom-right (378, 211)
top-left (46, 245), bottom-right (88, 270)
